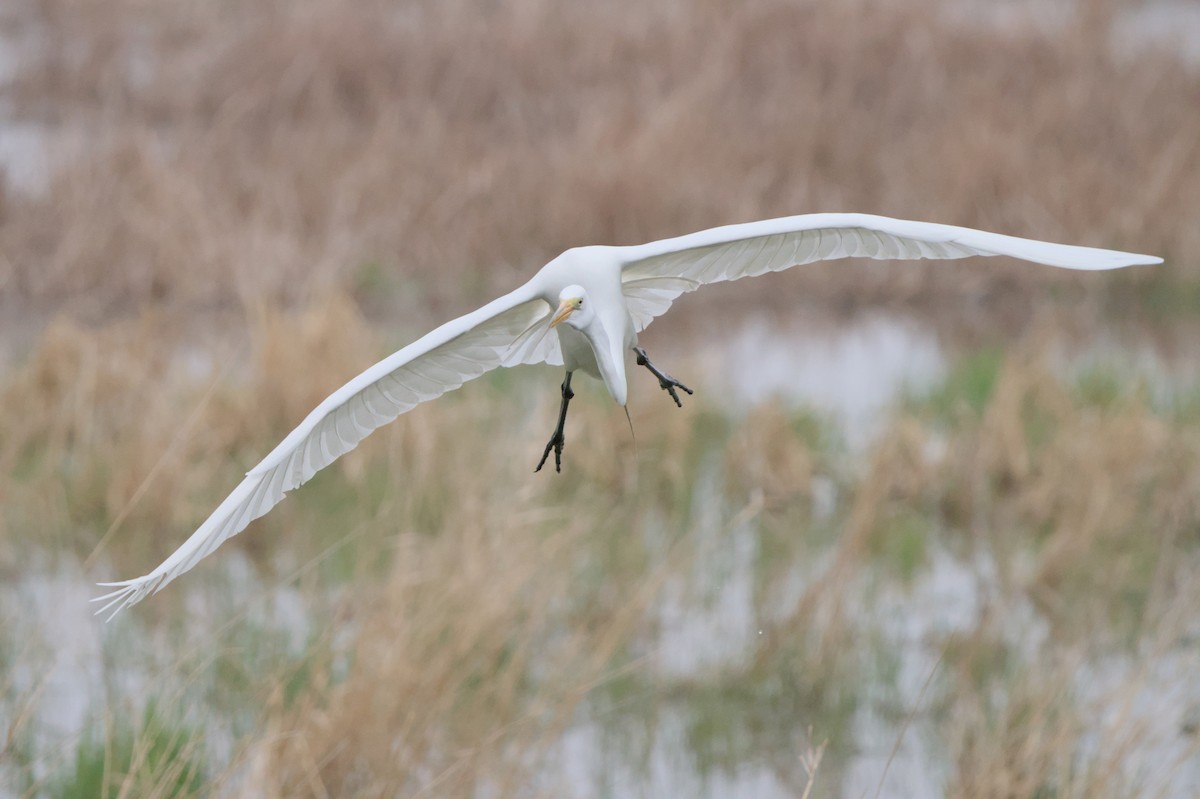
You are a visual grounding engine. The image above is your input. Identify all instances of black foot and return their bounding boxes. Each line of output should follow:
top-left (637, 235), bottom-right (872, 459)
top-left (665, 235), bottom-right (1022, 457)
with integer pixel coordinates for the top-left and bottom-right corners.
top-left (634, 347), bottom-right (694, 407)
top-left (536, 430), bottom-right (564, 473)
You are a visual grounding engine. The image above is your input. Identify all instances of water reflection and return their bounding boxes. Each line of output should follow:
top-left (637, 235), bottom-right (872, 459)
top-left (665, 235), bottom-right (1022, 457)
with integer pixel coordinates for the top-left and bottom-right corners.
top-left (947, 0), bottom-right (1200, 70)
top-left (2, 561), bottom-right (105, 794)
top-left (692, 312), bottom-right (946, 443)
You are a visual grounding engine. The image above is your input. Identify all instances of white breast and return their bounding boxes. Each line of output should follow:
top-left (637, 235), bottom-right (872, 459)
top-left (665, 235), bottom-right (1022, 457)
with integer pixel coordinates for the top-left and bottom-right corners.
top-left (556, 325), bottom-right (601, 378)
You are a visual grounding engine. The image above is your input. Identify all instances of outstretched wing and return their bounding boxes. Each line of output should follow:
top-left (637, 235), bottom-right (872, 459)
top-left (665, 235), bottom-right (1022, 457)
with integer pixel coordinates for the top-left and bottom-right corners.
top-left (94, 284), bottom-right (555, 619)
top-left (618, 213), bottom-right (1161, 331)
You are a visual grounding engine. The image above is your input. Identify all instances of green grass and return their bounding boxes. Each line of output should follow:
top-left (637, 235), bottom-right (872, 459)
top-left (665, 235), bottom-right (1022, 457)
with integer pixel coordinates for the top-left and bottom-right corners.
top-left (5, 344), bottom-right (1200, 797)
top-left (1073, 365), bottom-right (1131, 410)
top-left (206, 615), bottom-right (335, 726)
top-left (788, 406), bottom-right (844, 457)
top-left (1124, 271), bottom-right (1200, 319)
top-left (870, 510), bottom-right (932, 585)
top-left (53, 701), bottom-right (205, 799)
top-left (587, 639), bottom-right (859, 787)
top-left (908, 349), bottom-right (1004, 426)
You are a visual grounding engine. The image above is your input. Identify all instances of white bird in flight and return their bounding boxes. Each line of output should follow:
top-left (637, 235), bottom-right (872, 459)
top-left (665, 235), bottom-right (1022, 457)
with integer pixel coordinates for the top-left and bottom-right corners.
top-left (94, 213), bottom-right (1160, 618)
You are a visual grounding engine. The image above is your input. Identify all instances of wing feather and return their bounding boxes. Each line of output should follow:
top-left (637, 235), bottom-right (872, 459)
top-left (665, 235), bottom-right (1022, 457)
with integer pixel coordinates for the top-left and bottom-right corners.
top-left (619, 213), bottom-right (1161, 329)
top-left (94, 284), bottom-right (555, 619)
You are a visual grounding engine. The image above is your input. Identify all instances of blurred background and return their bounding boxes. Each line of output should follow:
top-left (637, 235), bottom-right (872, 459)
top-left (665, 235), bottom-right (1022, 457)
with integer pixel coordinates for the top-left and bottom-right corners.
top-left (1, 0), bottom-right (1199, 796)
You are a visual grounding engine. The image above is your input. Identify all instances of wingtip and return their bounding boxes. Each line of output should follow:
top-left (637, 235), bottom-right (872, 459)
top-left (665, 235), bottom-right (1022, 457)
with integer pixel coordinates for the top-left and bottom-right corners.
top-left (92, 585), bottom-right (136, 621)
top-left (1116, 253), bottom-right (1163, 267)
top-left (94, 579), bottom-right (138, 589)
top-left (91, 574), bottom-right (163, 621)
top-left (1073, 252), bottom-right (1163, 270)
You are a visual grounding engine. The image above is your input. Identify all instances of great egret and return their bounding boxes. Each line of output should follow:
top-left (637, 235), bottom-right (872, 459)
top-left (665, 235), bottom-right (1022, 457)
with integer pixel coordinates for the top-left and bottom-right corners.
top-left (93, 213), bottom-right (1160, 618)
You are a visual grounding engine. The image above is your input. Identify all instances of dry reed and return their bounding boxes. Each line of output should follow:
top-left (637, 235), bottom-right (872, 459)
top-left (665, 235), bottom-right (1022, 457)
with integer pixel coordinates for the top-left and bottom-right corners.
top-left (2, 0), bottom-right (1199, 796)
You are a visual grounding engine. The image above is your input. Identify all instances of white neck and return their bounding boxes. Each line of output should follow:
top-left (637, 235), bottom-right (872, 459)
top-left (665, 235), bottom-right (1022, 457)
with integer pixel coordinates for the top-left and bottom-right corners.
top-left (579, 315), bottom-right (628, 406)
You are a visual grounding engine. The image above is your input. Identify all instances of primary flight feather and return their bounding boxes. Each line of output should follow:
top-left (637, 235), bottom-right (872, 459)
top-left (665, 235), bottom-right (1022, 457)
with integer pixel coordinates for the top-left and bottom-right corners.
top-left (94, 213), bottom-right (1160, 618)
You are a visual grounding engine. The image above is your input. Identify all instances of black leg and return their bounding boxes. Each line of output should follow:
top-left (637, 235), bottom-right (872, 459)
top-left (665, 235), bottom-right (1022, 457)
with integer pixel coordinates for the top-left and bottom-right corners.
top-left (536, 371), bottom-right (574, 473)
top-left (634, 346), bottom-right (694, 407)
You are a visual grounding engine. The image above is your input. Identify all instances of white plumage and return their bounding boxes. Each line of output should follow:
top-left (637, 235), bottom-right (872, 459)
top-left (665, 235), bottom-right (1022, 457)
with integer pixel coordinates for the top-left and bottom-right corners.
top-left (94, 213), bottom-right (1160, 618)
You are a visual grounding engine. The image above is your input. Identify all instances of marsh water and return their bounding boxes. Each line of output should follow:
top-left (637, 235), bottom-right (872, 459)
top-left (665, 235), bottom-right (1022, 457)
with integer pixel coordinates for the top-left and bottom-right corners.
top-left (3, 0), bottom-right (1200, 795)
top-left (5, 305), bottom-right (1200, 797)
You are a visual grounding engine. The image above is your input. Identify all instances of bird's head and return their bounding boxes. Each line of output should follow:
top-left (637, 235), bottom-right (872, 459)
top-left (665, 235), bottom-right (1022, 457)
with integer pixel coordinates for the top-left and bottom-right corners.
top-left (549, 285), bottom-right (592, 330)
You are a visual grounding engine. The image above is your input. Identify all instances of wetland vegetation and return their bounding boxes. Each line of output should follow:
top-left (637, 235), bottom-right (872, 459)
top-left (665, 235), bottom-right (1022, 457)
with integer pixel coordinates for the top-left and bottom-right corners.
top-left (1, 0), bottom-right (1199, 796)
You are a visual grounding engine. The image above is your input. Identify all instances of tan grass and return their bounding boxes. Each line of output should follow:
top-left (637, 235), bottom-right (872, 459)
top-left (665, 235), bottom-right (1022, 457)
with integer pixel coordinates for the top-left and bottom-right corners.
top-left (0, 0), bottom-right (1194, 332)
top-left (2, 0), bottom-right (1200, 796)
top-left (4, 301), bottom-right (1200, 795)
top-left (935, 356), bottom-right (1200, 637)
